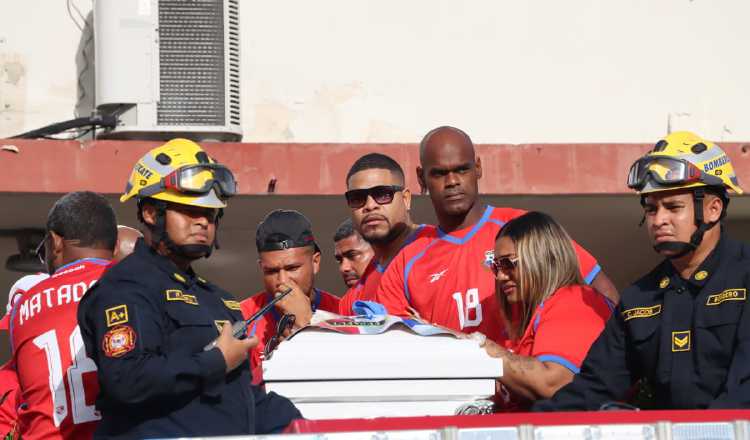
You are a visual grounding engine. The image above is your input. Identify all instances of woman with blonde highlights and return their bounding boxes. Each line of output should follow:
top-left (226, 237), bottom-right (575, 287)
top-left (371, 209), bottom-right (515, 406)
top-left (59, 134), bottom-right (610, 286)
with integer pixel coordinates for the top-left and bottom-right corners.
top-left (484, 211), bottom-right (612, 410)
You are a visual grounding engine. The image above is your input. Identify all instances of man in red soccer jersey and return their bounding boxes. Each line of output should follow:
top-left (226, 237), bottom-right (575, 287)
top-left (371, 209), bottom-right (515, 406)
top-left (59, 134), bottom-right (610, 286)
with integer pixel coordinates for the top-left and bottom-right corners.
top-left (377, 126), bottom-right (618, 344)
top-left (0, 273), bottom-right (50, 332)
top-left (10, 191), bottom-right (117, 439)
top-left (339, 153), bottom-right (428, 315)
top-left (333, 218), bottom-right (374, 289)
top-left (241, 209), bottom-right (340, 369)
top-left (0, 273), bottom-right (49, 438)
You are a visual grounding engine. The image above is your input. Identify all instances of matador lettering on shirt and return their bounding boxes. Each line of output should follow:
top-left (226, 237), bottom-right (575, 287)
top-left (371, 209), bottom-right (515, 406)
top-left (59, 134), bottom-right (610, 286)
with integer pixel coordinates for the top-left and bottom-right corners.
top-left (10, 258), bottom-right (110, 440)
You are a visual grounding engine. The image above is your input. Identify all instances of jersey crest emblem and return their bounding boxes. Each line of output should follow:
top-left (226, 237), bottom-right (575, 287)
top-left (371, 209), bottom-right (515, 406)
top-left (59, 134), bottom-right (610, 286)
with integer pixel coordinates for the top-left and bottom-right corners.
top-left (483, 250), bottom-right (494, 268)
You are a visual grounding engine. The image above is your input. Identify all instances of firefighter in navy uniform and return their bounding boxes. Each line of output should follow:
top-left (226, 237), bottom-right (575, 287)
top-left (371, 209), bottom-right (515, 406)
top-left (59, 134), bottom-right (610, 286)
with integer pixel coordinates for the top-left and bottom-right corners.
top-left (534, 131), bottom-right (750, 411)
top-left (78, 139), bottom-right (301, 438)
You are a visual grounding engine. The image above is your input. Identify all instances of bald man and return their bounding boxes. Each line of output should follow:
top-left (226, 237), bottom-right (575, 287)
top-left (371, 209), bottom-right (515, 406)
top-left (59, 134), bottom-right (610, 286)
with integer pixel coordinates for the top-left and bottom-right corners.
top-left (114, 225), bottom-right (143, 262)
top-left (376, 126), bottom-right (618, 345)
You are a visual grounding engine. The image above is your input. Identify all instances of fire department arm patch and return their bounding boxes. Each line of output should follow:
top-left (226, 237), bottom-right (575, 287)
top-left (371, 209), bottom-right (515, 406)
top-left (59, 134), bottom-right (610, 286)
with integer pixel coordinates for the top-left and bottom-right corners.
top-left (102, 325), bottom-right (137, 358)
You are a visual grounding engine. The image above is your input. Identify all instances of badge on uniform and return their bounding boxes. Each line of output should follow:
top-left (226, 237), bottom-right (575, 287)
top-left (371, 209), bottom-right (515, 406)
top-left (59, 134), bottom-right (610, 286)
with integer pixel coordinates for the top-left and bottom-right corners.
top-left (165, 289), bottom-right (199, 305)
top-left (105, 305), bottom-right (129, 327)
top-left (622, 305), bottom-right (661, 322)
top-left (659, 277), bottom-right (670, 289)
top-left (102, 325), bottom-right (137, 358)
top-left (706, 288), bottom-right (746, 306)
top-left (222, 299), bottom-right (241, 311)
top-left (672, 330), bottom-right (691, 352)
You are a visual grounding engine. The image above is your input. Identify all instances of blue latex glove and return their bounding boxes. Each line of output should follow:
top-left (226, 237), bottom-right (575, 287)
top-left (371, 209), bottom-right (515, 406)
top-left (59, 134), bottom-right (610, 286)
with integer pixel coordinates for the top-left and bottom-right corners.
top-left (351, 300), bottom-right (387, 318)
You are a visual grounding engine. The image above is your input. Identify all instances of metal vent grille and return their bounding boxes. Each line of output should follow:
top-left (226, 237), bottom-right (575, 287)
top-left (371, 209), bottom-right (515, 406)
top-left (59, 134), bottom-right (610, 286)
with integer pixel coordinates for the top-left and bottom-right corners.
top-left (227, 0), bottom-right (240, 126)
top-left (158, 0), bottom-right (226, 126)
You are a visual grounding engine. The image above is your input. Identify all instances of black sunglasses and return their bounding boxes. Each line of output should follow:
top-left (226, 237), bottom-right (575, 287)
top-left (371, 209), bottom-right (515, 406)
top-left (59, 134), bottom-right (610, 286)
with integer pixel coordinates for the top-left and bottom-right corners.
top-left (491, 256), bottom-right (519, 276)
top-left (263, 313), bottom-right (296, 359)
top-left (344, 185), bottom-right (404, 209)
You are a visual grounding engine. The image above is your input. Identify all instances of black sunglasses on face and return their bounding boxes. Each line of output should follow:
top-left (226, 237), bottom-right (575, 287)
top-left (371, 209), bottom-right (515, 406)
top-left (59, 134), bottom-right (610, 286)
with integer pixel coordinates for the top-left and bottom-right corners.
top-left (491, 256), bottom-right (519, 276)
top-left (344, 185), bottom-right (404, 209)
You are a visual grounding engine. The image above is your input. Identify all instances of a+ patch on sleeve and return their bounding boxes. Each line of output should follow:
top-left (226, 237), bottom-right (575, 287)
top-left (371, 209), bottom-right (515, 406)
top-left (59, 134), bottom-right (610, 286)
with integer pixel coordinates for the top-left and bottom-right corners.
top-left (105, 305), bottom-right (129, 327)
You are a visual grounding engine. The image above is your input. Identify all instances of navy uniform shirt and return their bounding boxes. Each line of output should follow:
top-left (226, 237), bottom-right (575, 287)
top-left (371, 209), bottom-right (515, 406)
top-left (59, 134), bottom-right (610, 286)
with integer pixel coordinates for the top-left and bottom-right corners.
top-left (78, 239), bottom-right (301, 439)
top-left (534, 233), bottom-right (750, 410)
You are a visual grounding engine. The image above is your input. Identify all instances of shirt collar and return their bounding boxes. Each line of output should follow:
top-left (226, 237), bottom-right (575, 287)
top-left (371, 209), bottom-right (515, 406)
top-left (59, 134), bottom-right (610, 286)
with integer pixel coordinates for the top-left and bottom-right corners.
top-left (658, 231), bottom-right (726, 291)
top-left (53, 257), bottom-right (111, 274)
top-left (134, 238), bottom-right (198, 287)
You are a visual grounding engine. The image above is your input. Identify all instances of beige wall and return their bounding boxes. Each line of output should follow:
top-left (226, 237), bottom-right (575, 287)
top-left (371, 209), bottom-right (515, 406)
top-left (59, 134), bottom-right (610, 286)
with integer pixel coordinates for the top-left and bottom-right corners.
top-left (2, 0), bottom-right (749, 143)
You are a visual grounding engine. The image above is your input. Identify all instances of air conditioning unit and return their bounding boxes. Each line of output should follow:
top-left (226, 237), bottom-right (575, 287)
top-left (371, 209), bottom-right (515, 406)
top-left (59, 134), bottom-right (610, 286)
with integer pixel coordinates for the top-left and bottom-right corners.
top-left (94, 0), bottom-right (241, 142)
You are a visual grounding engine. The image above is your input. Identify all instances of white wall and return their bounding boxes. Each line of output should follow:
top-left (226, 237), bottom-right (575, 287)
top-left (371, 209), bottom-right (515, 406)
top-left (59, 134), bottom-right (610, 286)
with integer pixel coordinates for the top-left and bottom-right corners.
top-left (2, 0), bottom-right (749, 143)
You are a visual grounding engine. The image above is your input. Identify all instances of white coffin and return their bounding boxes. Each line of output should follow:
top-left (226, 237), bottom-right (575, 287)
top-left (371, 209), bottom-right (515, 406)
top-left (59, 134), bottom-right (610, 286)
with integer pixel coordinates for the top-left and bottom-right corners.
top-left (262, 315), bottom-right (500, 419)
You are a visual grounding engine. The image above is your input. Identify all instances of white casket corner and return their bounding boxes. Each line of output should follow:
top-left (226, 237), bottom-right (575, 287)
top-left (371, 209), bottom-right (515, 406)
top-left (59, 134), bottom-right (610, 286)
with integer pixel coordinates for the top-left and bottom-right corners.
top-left (262, 312), bottom-right (501, 420)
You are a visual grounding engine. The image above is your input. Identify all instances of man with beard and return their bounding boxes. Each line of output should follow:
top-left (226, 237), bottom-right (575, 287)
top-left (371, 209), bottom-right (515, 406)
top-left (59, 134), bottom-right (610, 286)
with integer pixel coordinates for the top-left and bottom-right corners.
top-left (333, 218), bottom-right (374, 289)
top-left (339, 153), bottom-right (427, 315)
top-left (377, 126), bottom-right (617, 343)
top-left (78, 139), bottom-right (300, 438)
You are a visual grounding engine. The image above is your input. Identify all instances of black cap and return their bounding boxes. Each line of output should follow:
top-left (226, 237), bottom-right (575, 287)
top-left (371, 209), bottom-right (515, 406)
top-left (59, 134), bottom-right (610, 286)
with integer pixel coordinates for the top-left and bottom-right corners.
top-left (256, 209), bottom-right (319, 253)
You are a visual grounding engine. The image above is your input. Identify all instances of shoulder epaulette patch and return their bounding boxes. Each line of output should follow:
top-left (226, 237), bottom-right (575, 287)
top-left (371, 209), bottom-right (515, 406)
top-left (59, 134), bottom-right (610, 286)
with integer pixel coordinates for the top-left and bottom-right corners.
top-left (222, 299), bottom-right (242, 311)
top-left (172, 273), bottom-right (188, 285)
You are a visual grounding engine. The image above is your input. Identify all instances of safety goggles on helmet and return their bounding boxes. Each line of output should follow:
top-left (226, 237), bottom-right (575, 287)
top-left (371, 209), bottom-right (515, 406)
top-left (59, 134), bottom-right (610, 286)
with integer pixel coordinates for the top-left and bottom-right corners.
top-left (138, 164), bottom-right (237, 199)
top-left (627, 156), bottom-right (723, 191)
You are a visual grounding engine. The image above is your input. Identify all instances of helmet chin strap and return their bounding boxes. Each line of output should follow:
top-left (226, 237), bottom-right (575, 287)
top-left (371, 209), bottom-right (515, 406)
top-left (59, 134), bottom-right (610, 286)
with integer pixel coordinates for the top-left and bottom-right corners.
top-left (651, 188), bottom-right (718, 259)
top-left (140, 199), bottom-right (217, 260)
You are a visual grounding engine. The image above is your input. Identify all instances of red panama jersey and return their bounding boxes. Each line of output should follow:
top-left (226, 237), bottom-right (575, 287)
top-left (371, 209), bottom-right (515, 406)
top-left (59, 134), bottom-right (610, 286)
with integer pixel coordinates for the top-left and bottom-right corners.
top-left (240, 288), bottom-right (340, 370)
top-left (10, 258), bottom-right (110, 440)
top-left (501, 284), bottom-right (612, 411)
top-left (338, 262), bottom-right (381, 315)
top-left (338, 225), bottom-right (428, 315)
top-left (0, 362), bottom-right (21, 438)
top-left (514, 284), bottom-right (612, 371)
top-left (376, 206), bottom-right (601, 344)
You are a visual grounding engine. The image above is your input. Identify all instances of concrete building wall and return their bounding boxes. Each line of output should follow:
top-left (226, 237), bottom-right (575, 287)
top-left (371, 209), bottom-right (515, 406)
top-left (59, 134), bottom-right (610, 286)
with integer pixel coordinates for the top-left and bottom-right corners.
top-left (1, 0), bottom-right (749, 143)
